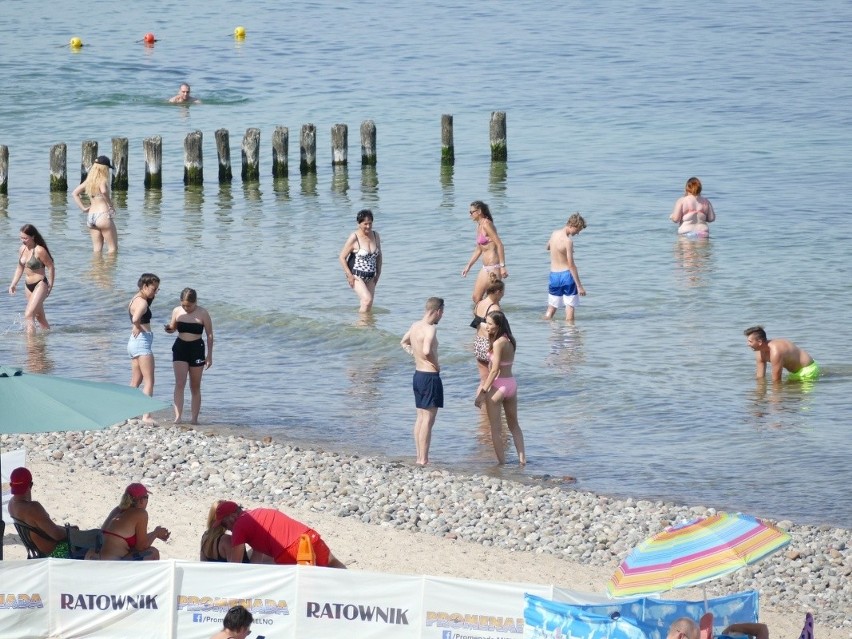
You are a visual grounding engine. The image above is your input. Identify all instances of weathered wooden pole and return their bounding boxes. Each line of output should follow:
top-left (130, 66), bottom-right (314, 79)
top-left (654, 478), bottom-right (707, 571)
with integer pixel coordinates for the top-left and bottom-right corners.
top-left (490, 111), bottom-right (507, 161)
top-left (81, 140), bottom-right (98, 182)
top-left (215, 128), bottom-right (232, 183)
top-left (50, 144), bottom-right (68, 192)
top-left (360, 120), bottom-right (376, 166)
top-left (143, 136), bottom-right (162, 189)
top-left (272, 126), bottom-right (289, 178)
top-left (183, 130), bottom-right (203, 185)
top-left (111, 137), bottom-right (129, 191)
top-left (0, 145), bottom-right (8, 194)
top-left (441, 114), bottom-right (454, 165)
top-left (331, 123), bottom-right (348, 167)
top-left (241, 127), bottom-right (261, 182)
top-left (300, 124), bottom-right (317, 174)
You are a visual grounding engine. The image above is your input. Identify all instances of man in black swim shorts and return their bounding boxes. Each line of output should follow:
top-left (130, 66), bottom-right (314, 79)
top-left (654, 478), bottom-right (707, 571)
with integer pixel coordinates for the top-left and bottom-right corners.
top-left (401, 297), bottom-right (444, 466)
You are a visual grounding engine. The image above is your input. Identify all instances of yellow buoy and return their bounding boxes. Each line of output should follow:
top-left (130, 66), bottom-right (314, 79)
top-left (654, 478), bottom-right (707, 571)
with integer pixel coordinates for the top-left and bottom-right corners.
top-left (69, 37), bottom-right (83, 48)
top-left (234, 26), bottom-right (246, 38)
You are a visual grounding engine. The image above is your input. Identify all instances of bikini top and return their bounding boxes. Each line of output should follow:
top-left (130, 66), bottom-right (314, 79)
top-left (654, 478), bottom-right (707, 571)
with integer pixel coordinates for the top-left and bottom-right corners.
top-left (469, 302), bottom-right (496, 329)
top-left (22, 248), bottom-right (44, 271)
top-left (487, 351), bottom-right (513, 367)
top-left (176, 320), bottom-right (204, 335)
top-left (476, 230), bottom-right (491, 246)
top-left (102, 528), bottom-right (137, 547)
top-left (129, 296), bottom-right (152, 324)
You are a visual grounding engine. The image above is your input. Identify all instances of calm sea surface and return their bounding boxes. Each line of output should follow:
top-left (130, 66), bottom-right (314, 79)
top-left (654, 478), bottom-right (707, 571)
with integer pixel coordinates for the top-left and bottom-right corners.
top-left (1, 1), bottom-right (851, 527)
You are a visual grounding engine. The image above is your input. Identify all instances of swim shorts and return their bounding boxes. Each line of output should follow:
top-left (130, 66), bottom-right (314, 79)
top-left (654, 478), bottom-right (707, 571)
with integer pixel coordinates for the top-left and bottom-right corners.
top-left (787, 361), bottom-right (820, 381)
top-left (547, 270), bottom-right (579, 308)
top-left (127, 331), bottom-right (154, 358)
top-left (413, 371), bottom-right (443, 409)
top-left (48, 540), bottom-right (71, 558)
top-left (172, 337), bottom-right (206, 367)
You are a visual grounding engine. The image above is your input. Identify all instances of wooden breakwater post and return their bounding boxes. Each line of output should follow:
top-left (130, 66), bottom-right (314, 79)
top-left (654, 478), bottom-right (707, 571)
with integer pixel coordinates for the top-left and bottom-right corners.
top-left (360, 120), bottom-right (376, 166)
top-left (272, 126), bottom-right (289, 178)
top-left (111, 137), bottom-right (129, 191)
top-left (241, 128), bottom-right (261, 182)
top-left (0, 145), bottom-right (8, 194)
top-left (183, 130), bottom-right (203, 185)
top-left (441, 114), bottom-right (454, 165)
top-left (81, 140), bottom-right (98, 182)
top-left (490, 111), bottom-right (507, 161)
top-left (143, 136), bottom-right (162, 189)
top-left (300, 124), bottom-right (317, 174)
top-left (215, 129), bottom-right (232, 183)
top-left (331, 123), bottom-right (348, 167)
top-left (50, 143), bottom-right (67, 192)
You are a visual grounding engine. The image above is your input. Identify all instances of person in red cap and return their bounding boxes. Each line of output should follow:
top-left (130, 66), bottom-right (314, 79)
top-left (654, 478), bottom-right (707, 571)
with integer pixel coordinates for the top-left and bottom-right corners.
top-left (8, 467), bottom-right (78, 558)
top-left (212, 501), bottom-right (345, 568)
top-left (98, 482), bottom-right (170, 560)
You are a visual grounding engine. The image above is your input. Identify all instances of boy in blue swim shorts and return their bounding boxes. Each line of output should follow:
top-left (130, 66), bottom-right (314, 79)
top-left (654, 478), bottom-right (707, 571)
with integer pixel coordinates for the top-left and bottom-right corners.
top-left (544, 213), bottom-right (587, 322)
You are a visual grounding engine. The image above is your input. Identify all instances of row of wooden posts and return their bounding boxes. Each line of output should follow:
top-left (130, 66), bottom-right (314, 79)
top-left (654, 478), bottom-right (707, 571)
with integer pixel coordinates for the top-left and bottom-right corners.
top-left (0, 113), bottom-right (508, 194)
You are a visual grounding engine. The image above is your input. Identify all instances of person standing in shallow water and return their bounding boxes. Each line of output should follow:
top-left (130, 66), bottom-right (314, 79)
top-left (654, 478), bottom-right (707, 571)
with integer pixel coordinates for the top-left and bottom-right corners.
top-left (72, 155), bottom-right (119, 253)
top-left (165, 288), bottom-right (214, 424)
top-left (128, 273), bottom-right (160, 424)
top-left (745, 325), bottom-right (820, 382)
top-left (461, 200), bottom-right (508, 306)
top-left (544, 213), bottom-right (586, 322)
top-left (670, 176), bottom-right (716, 238)
top-left (8, 224), bottom-right (55, 333)
top-left (339, 208), bottom-right (382, 313)
top-left (401, 297), bottom-right (445, 466)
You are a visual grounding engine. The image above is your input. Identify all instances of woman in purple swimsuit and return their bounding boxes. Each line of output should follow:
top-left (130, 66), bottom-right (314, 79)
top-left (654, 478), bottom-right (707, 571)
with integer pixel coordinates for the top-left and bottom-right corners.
top-left (461, 201), bottom-right (508, 305)
top-left (475, 311), bottom-right (526, 465)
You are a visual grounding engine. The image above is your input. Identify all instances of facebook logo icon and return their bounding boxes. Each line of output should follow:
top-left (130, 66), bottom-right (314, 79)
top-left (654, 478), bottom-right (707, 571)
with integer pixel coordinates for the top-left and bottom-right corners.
top-left (193, 613), bottom-right (203, 623)
top-left (442, 631), bottom-right (453, 639)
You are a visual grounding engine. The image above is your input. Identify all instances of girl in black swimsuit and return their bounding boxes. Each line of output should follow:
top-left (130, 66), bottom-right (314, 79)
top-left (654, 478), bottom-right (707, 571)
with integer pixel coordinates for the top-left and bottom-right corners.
top-left (8, 224), bottom-right (55, 333)
top-left (164, 287), bottom-right (214, 425)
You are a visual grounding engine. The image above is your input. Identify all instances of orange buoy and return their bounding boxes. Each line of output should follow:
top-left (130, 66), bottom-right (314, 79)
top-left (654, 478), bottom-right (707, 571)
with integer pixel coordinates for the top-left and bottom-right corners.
top-left (296, 534), bottom-right (316, 565)
top-left (143, 32), bottom-right (157, 44)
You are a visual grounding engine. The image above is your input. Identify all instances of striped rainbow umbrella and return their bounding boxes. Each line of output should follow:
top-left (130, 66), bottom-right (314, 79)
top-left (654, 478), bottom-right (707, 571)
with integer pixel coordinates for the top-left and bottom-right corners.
top-left (607, 512), bottom-right (791, 598)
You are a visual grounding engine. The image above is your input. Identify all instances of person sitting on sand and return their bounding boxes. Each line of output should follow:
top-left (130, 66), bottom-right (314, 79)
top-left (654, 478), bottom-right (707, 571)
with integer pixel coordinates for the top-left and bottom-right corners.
top-left (200, 500), bottom-right (252, 563)
top-left (96, 483), bottom-right (170, 560)
top-left (8, 467), bottom-right (80, 558)
top-left (211, 501), bottom-right (346, 568)
top-left (744, 325), bottom-right (820, 382)
top-left (169, 82), bottom-right (200, 104)
top-left (210, 605), bottom-right (253, 639)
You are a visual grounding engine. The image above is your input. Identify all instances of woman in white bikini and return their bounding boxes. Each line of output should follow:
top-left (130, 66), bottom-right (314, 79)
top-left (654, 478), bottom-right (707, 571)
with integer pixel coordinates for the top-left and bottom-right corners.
top-left (670, 177), bottom-right (716, 238)
top-left (72, 155), bottom-right (118, 253)
top-left (339, 209), bottom-right (382, 313)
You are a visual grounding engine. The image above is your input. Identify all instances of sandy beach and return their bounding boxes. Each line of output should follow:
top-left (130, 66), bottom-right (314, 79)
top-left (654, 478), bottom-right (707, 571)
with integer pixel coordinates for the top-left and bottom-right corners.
top-left (2, 421), bottom-right (848, 638)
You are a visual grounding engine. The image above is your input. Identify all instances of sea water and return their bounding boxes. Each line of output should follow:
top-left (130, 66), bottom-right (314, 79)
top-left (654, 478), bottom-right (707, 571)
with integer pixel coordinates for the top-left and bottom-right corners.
top-left (1, 0), bottom-right (850, 527)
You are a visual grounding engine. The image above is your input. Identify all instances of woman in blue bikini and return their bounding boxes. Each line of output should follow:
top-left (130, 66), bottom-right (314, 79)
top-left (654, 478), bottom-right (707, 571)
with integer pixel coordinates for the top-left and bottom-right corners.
top-left (8, 224), bottom-right (55, 333)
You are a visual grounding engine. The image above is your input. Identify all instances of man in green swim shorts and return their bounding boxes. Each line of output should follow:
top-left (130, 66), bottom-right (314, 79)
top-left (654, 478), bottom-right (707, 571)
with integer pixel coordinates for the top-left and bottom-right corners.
top-left (8, 467), bottom-right (75, 558)
top-left (744, 326), bottom-right (820, 382)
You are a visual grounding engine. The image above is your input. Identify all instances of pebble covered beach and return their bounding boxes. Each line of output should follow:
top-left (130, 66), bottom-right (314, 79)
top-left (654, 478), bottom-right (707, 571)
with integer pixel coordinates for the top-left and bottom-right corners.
top-left (3, 421), bottom-right (850, 630)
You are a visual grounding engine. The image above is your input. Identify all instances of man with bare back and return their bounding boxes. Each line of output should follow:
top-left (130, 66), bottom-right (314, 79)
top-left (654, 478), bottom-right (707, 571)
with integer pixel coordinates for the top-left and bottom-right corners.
top-left (745, 326), bottom-right (820, 382)
top-left (545, 213), bottom-right (587, 322)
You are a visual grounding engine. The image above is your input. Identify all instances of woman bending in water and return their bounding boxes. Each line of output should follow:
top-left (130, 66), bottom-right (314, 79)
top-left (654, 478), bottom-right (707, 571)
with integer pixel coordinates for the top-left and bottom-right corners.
top-left (670, 177), bottom-right (716, 238)
top-left (72, 155), bottom-right (118, 253)
top-left (8, 224), bottom-right (55, 333)
top-left (461, 201), bottom-right (508, 305)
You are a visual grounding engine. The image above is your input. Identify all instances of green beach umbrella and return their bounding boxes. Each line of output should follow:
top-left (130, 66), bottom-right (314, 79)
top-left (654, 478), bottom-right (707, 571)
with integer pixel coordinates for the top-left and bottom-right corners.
top-left (0, 365), bottom-right (168, 559)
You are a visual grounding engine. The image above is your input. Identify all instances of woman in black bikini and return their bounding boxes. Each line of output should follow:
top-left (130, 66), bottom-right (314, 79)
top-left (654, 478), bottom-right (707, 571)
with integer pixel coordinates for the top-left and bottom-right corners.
top-left (164, 287), bottom-right (214, 424)
top-left (339, 209), bottom-right (382, 313)
top-left (470, 274), bottom-right (505, 384)
top-left (200, 500), bottom-right (253, 563)
top-left (8, 224), bottom-right (55, 333)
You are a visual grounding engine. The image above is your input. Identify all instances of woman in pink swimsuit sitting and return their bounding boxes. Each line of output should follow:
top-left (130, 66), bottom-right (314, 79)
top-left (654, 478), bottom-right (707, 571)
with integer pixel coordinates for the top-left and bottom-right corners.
top-left (475, 311), bottom-right (526, 465)
top-left (670, 177), bottom-right (716, 238)
top-left (461, 201), bottom-right (508, 305)
top-left (96, 483), bottom-right (170, 560)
